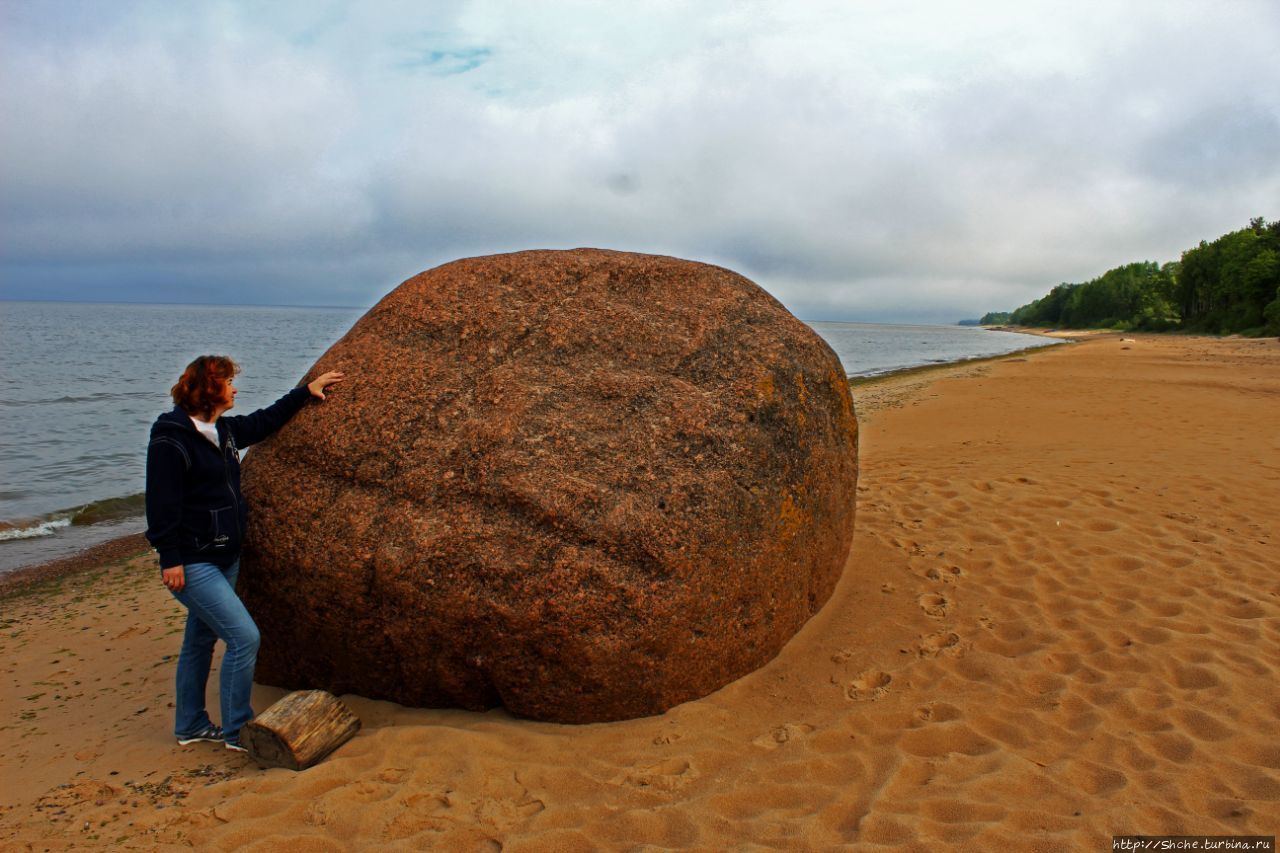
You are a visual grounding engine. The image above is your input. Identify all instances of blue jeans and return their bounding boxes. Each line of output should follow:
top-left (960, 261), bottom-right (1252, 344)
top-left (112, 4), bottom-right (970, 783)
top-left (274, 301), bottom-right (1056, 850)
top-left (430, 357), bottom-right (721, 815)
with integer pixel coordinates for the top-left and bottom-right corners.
top-left (169, 559), bottom-right (260, 743)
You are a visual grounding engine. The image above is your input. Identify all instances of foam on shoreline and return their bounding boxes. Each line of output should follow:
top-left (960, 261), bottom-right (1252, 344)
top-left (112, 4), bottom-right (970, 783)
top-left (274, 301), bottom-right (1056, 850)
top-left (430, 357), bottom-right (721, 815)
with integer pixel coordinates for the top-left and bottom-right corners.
top-left (0, 494), bottom-right (147, 573)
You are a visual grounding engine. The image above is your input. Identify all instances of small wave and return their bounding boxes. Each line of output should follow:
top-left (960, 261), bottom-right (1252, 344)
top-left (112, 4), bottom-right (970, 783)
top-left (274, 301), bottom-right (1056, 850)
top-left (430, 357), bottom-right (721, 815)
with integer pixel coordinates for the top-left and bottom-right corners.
top-left (0, 391), bottom-right (157, 407)
top-left (0, 517), bottom-right (71, 541)
top-left (0, 493), bottom-right (146, 543)
top-left (71, 493), bottom-right (147, 525)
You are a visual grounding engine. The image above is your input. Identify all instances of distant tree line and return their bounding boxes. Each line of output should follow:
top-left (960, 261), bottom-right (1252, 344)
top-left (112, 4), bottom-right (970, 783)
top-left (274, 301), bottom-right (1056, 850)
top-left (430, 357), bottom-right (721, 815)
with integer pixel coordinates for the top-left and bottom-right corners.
top-left (981, 217), bottom-right (1280, 336)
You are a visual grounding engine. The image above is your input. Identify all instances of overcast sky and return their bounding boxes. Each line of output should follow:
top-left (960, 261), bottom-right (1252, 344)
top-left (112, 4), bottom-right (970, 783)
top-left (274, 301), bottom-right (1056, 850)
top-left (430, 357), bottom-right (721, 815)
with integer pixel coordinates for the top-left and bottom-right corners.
top-left (1, 1), bottom-right (1277, 323)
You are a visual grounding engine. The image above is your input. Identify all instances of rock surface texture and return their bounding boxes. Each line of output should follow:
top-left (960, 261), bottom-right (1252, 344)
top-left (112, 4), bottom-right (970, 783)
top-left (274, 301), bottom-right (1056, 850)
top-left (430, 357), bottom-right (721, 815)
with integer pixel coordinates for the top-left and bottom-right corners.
top-left (239, 249), bottom-right (859, 723)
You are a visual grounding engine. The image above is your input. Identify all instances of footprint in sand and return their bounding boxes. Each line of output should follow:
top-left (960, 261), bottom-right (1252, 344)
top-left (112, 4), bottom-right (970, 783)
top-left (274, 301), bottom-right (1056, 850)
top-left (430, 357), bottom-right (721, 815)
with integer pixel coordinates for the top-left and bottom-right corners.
top-left (617, 758), bottom-right (697, 792)
top-left (925, 566), bottom-right (963, 583)
top-left (913, 702), bottom-right (963, 724)
top-left (846, 670), bottom-right (891, 701)
top-left (918, 593), bottom-right (949, 617)
top-left (917, 631), bottom-right (962, 658)
top-left (35, 781), bottom-right (119, 810)
top-left (752, 722), bottom-right (815, 749)
top-left (382, 791), bottom-right (454, 840)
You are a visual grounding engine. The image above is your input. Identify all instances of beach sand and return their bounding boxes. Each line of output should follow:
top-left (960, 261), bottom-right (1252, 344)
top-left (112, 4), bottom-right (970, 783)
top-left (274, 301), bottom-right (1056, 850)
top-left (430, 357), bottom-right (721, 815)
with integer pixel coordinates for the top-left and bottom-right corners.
top-left (2, 333), bottom-right (1276, 850)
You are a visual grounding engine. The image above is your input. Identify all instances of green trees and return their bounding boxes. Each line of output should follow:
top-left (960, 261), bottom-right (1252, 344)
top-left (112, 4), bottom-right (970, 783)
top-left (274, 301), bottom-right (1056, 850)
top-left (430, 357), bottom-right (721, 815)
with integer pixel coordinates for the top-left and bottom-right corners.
top-left (1177, 218), bottom-right (1280, 333)
top-left (1008, 283), bottom-right (1079, 327)
top-left (1265, 286), bottom-right (1280, 335)
top-left (991, 218), bottom-right (1279, 335)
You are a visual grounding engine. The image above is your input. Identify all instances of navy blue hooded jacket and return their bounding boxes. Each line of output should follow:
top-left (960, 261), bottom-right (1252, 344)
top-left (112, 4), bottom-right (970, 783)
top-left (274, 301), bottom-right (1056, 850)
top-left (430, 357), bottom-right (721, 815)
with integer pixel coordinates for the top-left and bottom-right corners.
top-left (145, 386), bottom-right (311, 569)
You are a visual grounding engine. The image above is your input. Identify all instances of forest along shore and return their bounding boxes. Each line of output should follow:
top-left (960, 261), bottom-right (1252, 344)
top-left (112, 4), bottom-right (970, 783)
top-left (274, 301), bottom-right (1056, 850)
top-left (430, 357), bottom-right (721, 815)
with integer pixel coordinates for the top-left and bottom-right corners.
top-left (1, 333), bottom-right (1276, 850)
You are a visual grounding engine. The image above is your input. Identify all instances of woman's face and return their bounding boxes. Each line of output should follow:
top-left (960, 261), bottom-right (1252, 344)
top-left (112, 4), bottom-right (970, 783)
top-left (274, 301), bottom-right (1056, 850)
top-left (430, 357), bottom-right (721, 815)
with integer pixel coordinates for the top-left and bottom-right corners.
top-left (215, 376), bottom-right (237, 416)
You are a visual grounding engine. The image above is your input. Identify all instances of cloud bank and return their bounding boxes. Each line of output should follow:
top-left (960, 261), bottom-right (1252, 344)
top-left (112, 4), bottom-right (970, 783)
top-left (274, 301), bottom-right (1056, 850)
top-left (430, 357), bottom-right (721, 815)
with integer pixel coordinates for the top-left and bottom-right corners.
top-left (2, 0), bottom-right (1278, 322)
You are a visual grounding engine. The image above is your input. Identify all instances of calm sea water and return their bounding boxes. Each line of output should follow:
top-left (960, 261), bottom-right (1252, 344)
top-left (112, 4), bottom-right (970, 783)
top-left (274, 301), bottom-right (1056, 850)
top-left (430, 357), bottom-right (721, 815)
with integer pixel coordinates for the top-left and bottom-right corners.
top-left (0, 301), bottom-right (1057, 571)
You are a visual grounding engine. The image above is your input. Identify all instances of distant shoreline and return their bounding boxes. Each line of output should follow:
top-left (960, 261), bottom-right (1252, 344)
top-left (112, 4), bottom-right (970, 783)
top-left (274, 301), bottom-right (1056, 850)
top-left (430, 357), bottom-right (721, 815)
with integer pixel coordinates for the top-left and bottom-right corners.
top-left (847, 336), bottom-right (1071, 387)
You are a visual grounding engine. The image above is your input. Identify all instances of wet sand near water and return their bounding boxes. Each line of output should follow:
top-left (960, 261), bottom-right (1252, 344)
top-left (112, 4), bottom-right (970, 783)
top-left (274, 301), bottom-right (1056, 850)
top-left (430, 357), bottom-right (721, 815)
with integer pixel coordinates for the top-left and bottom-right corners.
top-left (1, 333), bottom-right (1277, 850)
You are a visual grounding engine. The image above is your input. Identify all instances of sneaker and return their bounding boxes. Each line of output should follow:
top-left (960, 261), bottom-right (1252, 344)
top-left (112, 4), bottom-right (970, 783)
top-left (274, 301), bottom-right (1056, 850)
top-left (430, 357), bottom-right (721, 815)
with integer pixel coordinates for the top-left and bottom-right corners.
top-left (177, 723), bottom-right (224, 745)
top-left (224, 739), bottom-right (247, 753)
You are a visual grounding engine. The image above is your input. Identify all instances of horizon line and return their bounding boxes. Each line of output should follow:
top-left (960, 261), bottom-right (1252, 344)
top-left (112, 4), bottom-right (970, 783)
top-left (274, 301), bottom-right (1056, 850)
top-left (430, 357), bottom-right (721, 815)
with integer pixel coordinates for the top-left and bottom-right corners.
top-left (0, 296), bottom-right (369, 311)
top-left (0, 295), bottom-right (990, 328)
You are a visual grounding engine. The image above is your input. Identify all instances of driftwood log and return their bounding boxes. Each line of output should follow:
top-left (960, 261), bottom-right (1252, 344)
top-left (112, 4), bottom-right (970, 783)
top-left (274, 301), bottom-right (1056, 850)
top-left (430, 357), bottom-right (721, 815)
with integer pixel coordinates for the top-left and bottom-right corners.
top-left (241, 690), bottom-right (361, 770)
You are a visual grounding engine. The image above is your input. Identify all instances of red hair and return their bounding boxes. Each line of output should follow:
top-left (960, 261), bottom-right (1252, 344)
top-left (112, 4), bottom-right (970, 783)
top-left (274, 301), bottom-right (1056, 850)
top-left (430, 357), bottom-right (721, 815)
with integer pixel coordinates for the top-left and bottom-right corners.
top-left (171, 355), bottom-right (239, 420)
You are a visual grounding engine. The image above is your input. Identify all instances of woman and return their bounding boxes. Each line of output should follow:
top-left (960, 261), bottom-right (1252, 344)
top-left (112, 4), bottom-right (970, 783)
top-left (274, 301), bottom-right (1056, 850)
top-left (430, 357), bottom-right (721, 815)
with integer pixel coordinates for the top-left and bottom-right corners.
top-left (145, 355), bottom-right (344, 751)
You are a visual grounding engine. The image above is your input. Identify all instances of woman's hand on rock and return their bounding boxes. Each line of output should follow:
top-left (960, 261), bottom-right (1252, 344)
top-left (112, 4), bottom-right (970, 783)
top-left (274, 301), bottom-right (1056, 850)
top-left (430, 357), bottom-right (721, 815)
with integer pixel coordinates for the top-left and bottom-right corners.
top-left (308, 371), bottom-right (346, 400)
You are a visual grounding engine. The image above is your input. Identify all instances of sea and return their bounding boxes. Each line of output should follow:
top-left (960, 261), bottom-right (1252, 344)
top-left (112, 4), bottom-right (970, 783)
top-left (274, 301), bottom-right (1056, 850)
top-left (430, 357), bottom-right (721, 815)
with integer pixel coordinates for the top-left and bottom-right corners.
top-left (0, 301), bottom-right (1059, 573)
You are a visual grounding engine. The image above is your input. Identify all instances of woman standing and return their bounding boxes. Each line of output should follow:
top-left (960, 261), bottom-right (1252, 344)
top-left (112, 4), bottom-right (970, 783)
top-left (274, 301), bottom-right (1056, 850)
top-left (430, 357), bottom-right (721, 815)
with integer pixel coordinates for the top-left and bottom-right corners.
top-left (145, 355), bottom-right (343, 751)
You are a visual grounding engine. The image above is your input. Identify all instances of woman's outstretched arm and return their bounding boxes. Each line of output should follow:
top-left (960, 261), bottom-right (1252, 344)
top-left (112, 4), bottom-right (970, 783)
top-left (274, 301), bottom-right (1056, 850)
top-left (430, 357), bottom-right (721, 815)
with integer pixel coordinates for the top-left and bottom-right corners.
top-left (223, 371), bottom-right (345, 447)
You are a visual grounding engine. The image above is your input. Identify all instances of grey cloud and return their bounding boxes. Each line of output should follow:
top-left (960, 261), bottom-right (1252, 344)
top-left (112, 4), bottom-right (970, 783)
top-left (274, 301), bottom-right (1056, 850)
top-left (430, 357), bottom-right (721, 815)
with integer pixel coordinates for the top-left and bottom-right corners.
top-left (2, 1), bottom-right (1279, 322)
top-left (1139, 103), bottom-right (1280, 187)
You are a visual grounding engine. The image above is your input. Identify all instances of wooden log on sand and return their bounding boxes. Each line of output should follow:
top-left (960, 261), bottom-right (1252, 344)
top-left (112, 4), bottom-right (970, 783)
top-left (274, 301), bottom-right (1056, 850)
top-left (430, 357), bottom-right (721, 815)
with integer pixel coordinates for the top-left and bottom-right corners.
top-left (241, 690), bottom-right (361, 770)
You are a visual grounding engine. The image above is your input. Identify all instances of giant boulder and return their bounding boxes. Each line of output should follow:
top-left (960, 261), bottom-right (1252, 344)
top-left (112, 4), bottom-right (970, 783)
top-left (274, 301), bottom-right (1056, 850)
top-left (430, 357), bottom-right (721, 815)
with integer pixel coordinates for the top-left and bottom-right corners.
top-left (239, 249), bottom-right (858, 723)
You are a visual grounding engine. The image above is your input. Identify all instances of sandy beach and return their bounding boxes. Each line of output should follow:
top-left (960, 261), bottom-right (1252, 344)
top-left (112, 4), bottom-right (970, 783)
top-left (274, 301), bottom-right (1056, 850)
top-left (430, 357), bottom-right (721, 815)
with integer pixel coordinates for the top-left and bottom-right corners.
top-left (2, 333), bottom-right (1277, 850)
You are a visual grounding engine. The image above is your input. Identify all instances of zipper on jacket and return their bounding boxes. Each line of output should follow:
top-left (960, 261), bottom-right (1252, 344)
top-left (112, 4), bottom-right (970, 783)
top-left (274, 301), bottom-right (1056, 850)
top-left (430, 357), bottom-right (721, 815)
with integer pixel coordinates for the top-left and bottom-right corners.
top-left (221, 429), bottom-right (243, 544)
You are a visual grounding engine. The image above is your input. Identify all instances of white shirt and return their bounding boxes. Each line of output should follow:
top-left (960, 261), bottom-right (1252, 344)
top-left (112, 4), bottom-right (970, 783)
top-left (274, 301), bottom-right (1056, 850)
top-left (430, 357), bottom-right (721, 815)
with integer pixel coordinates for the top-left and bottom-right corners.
top-left (190, 416), bottom-right (220, 448)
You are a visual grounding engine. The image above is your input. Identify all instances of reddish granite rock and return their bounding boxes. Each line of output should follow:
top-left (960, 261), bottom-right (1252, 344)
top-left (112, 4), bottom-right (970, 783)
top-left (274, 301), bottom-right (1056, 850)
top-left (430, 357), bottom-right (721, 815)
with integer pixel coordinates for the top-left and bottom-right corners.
top-left (239, 249), bottom-right (858, 723)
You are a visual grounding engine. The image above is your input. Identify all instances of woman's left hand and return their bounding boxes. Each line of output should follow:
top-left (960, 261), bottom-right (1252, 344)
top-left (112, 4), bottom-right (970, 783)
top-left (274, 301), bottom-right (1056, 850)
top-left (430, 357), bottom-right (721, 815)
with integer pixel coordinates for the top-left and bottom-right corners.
top-left (307, 371), bottom-right (346, 400)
